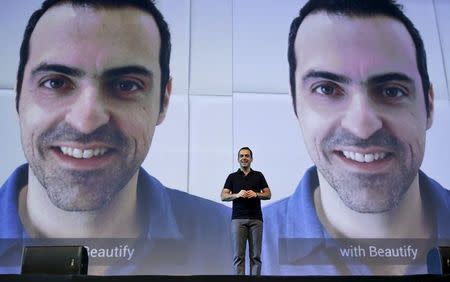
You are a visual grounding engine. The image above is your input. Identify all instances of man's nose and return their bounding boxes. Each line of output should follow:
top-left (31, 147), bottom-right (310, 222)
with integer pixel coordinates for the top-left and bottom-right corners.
top-left (65, 87), bottom-right (110, 134)
top-left (340, 94), bottom-right (383, 139)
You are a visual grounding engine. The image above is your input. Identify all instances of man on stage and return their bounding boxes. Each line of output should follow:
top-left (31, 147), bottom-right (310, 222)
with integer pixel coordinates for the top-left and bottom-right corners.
top-left (221, 147), bottom-right (271, 275)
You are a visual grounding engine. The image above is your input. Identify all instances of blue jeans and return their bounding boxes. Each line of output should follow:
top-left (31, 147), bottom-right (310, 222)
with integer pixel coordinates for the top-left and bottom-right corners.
top-left (231, 219), bottom-right (263, 275)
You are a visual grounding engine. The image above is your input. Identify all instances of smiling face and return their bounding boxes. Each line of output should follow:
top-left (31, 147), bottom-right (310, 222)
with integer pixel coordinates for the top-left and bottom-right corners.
top-left (18, 4), bottom-right (170, 211)
top-left (294, 13), bottom-right (433, 213)
top-left (238, 149), bottom-right (253, 170)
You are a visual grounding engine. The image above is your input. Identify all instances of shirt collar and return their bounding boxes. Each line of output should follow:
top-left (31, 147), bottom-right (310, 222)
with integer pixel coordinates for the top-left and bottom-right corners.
top-left (418, 170), bottom-right (450, 238)
top-left (282, 166), bottom-right (330, 263)
top-left (0, 164), bottom-right (28, 239)
top-left (283, 167), bottom-right (450, 265)
top-left (237, 168), bottom-right (253, 175)
top-left (137, 168), bottom-right (182, 240)
top-left (286, 166), bottom-right (327, 238)
top-left (0, 165), bottom-right (182, 255)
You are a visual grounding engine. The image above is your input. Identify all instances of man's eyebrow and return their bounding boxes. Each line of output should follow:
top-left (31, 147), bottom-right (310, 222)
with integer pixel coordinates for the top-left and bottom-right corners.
top-left (102, 65), bottom-right (153, 78)
top-left (302, 70), bottom-right (351, 84)
top-left (302, 71), bottom-right (415, 86)
top-left (367, 73), bottom-right (414, 85)
top-left (31, 63), bottom-right (85, 77)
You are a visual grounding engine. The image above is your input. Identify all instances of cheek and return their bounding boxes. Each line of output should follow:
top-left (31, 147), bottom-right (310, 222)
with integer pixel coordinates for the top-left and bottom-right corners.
top-left (19, 104), bottom-right (53, 160)
top-left (298, 105), bottom-right (334, 142)
top-left (297, 112), bottom-right (322, 161)
top-left (19, 86), bottom-right (70, 131)
top-left (19, 97), bottom-right (60, 139)
top-left (391, 100), bottom-right (428, 134)
top-left (123, 105), bottom-right (159, 147)
top-left (297, 100), bottom-right (343, 163)
top-left (391, 111), bottom-right (427, 155)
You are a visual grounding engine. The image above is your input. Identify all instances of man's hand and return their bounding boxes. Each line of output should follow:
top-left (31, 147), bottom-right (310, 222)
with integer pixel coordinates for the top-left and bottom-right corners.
top-left (221, 188), bottom-right (268, 201)
top-left (237, 190), bottom-right (247, 198)
top-left (245, 190), bottom-right (258, 198)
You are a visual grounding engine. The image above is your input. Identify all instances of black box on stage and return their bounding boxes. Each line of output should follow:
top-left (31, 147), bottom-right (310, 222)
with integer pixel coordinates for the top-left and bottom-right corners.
top-left (427, 246), bottom-right (450, 275)
top-left (21, 246), bottom-right (88, 275)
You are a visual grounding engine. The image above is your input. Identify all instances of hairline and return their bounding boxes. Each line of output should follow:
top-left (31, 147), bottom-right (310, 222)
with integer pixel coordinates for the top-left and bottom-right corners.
top-left (30, 3), bottom-right (162, 83)
top-left (16, 0), bottom-right (170, 114)
top-left (289, 8), bottom-right (430, 117)
top-left (238, 147), bottom-right (253, 158)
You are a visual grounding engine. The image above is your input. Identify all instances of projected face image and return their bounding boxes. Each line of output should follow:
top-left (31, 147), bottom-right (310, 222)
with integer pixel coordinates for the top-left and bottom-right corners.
top-left (18, 5), bottom-right (168, 211)
top-left (294, 13), bottom-right (433, 213)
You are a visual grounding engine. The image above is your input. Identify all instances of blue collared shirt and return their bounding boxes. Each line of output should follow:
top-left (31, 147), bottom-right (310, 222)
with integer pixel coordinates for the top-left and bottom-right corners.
top-left (0, 164), bottom-right (232, 275)
top-left (262, 166), bottom-right (450, 275)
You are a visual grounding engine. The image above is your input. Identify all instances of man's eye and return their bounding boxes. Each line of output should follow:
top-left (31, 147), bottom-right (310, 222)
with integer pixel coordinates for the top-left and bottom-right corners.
top-left (41, 78), bottom-right (67, 89)
top-left (313, 84), bottom-right (337, 96)
top-left (113, 80), bottom-right (142, 92)
top-left (383, 87), bottom-right (406, 98)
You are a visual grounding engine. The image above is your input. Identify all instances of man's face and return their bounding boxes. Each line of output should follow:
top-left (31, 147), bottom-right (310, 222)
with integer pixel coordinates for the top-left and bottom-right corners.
top-left (18, 5), bottom-right (170, 211)
top-left (294, 13), bottom-right (433, 213)
top-left (238, 149), bottom-right (253, 169)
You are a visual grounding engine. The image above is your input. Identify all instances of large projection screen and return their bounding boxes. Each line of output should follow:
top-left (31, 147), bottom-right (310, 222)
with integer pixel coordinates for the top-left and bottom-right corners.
top-left (1, 0), bottom-right (449, 276)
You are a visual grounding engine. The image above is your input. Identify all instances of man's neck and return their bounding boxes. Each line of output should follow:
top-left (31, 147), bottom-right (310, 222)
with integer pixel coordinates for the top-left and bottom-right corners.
top-left (19, 171), bottom-right (142, 238)
top-left (240, 167), bottom-right (251, 175)
top-left (314, 172), bottom-right (431, 239)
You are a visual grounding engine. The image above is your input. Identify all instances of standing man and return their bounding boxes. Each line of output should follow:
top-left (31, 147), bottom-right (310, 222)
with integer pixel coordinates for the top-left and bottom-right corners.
top-left (262, 0), bottom-right (450, 275)
top-left (0, 0), bottom-right (231, 275)
top-left (221, 147), bottom-right (271, 275)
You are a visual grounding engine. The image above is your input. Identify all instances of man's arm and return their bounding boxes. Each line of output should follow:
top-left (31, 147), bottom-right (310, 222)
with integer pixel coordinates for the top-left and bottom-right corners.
top-left (221, 188), bottom-right (246, 201)
top-left (256, 187), bottom-right (271, 200)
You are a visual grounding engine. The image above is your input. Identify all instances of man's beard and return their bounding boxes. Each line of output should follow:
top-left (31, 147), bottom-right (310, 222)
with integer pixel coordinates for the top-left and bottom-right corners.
top-left (317, 128), bottom-right (420, 213)
top-left (28, 123), bottom-right (141, 211)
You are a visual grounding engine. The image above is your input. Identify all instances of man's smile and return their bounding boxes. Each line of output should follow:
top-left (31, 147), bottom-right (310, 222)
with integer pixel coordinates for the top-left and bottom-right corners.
top-left (340, 150), bottom-right (388, 163)
top-left (59, 146), bottom-right (110, 159)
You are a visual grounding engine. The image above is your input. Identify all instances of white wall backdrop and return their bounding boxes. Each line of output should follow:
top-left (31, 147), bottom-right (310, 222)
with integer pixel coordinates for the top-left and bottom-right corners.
top-left (1, 0), bottom-right (449, 206)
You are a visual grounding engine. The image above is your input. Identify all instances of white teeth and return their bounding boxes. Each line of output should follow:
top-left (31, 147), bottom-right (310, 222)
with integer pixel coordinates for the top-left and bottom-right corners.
top-left (73, 148), bottom-right (82, 158)
top-left (60, 146), bottom-right (109, 159)
top-left (355, 153), bottom-right (364, 162)
top-left (341, 151), bottom-right (386, 163)
top-left (364, 154), bottom-right (374, 162)
top-left (82, 149), bottom-right (93, 158)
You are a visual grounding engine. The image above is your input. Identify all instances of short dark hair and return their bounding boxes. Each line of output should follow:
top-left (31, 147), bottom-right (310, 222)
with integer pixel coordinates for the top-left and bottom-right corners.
top-left (238, 147), bottom-right (253, 158)
top-left (288, 0), bottom-right (431, 117)
top-left (16, 0), bottom-right (171, 113)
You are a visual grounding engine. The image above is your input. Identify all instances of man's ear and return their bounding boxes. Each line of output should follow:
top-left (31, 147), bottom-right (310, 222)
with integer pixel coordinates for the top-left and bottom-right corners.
top-left (157, 77), bottom-right (172, 125)
top-left (426, 83), bottom-right (434, 130)
top-left (14, 85), bottom-right (20, 117)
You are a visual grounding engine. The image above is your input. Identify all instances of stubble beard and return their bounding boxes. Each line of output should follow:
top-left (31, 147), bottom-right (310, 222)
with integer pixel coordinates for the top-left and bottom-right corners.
top-left (317, 128), bottom-right (421, 213)
top-left (31, 162), bottom-right (139, 211)
top-left (27, 123), bottom-right (142, 211)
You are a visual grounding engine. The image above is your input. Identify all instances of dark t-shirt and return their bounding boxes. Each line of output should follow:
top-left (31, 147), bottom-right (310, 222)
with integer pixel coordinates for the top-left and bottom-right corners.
top-left (224, 169), bottom-right (268, 221)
